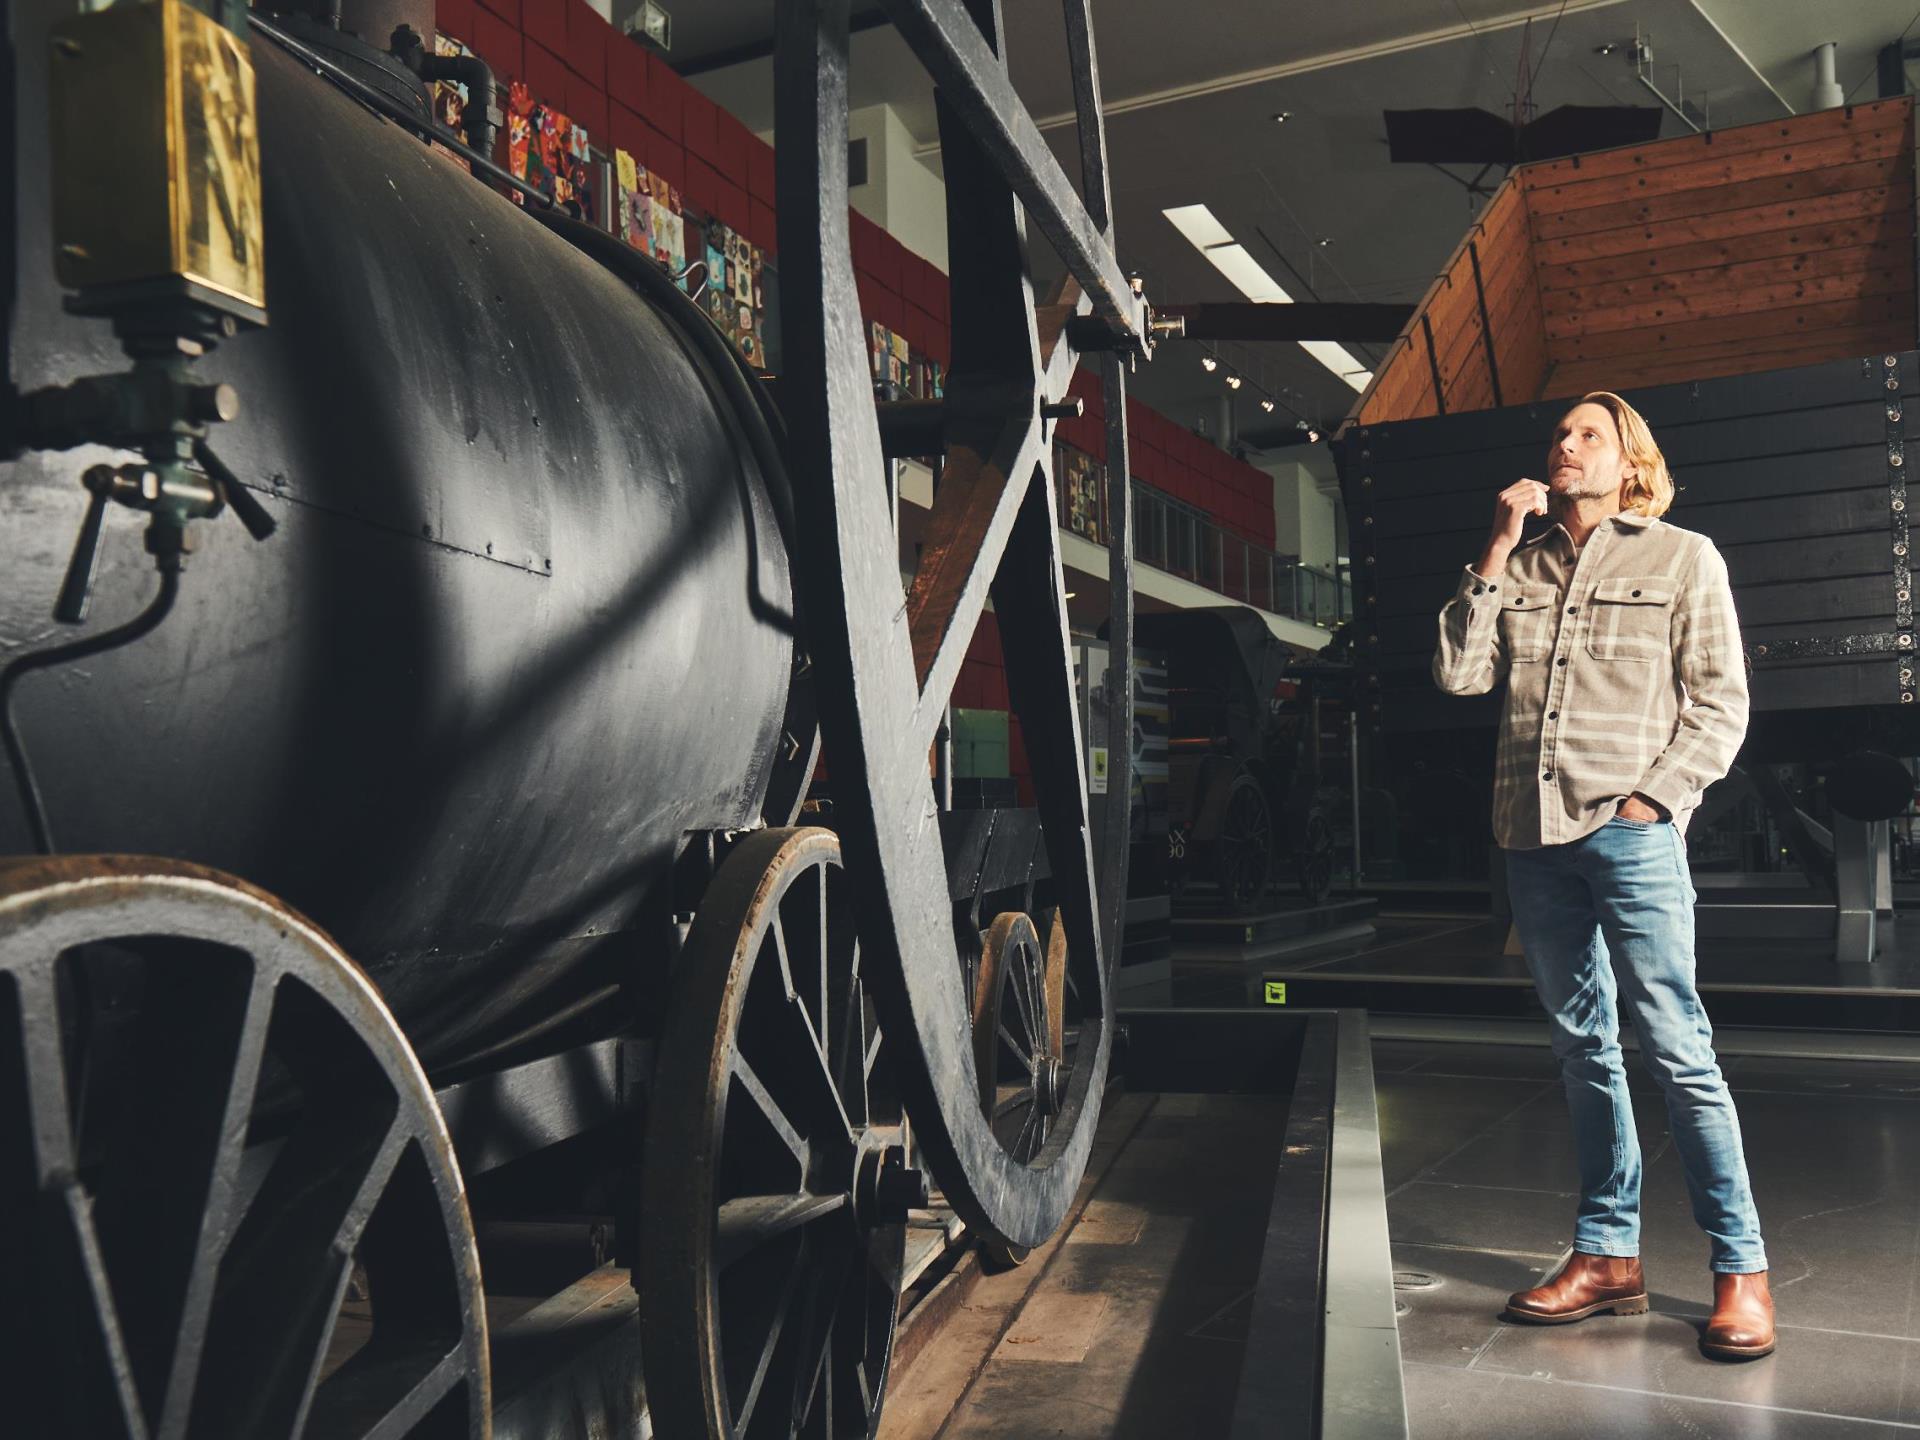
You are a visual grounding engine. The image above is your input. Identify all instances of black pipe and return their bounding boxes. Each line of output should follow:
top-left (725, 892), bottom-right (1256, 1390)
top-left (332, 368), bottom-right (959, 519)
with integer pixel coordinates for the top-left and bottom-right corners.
top-left (2, 569), bottom-right (182, 854)
top-left (424, 52), bottom-right (498, 158)
top-left (253, 13), bottom-right (546, 209)
top-left (388, 24), bottom-right (498, 158)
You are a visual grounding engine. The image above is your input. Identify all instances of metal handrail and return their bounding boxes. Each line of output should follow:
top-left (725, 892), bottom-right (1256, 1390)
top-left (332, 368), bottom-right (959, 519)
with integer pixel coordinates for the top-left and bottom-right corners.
top-left (1055, 450), bottom-right (1352, 626)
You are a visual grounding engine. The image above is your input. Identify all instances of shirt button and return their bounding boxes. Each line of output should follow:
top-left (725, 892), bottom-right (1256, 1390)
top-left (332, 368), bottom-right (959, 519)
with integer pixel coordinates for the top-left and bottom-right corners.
top-left (1567, 605), bottom-right (1577, 614)
top-left (1631, 589), bottom-right (1642, 597)
top-left (1489, 583), bottom-right (1498, 592)
top-left (1555, 656), bottom-right (1567, 666)
top-left (1543, 770), bottom-right (1554, 780)
top-left (1472, 584), bottom-right (1484, 594)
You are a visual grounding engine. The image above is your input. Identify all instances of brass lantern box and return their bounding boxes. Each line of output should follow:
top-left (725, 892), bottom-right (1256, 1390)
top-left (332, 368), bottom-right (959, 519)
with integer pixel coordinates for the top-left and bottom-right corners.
top-left (48, 0), bottom-right (266, 324)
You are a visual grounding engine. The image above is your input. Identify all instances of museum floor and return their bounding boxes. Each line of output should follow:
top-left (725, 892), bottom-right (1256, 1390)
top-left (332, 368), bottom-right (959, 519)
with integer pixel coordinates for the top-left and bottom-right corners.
top-left (877, 1024), bottom-right (1920, 1437)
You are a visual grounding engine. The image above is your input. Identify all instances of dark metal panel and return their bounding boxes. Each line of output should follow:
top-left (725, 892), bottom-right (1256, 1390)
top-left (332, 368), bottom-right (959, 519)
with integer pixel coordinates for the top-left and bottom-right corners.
top-left (1352, 351), bottom-right (1919, 465)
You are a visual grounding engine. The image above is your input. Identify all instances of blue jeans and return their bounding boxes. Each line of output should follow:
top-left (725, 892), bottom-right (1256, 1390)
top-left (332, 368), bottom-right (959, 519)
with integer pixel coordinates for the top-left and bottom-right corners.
top-left (1505, 815), bottom-right (1768, 1274)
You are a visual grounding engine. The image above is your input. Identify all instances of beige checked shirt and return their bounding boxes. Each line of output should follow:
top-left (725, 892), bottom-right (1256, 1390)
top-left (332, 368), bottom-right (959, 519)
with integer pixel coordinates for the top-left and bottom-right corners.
top-left (1432, 510), bottom-right (1749, 850)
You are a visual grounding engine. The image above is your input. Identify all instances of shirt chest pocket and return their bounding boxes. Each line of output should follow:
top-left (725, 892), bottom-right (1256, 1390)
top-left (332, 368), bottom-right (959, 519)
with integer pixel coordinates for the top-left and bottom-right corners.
top-left (1587, 577), bottom-right (1675, 662)
top-left (1498, 585), bottom-right (1557, 662)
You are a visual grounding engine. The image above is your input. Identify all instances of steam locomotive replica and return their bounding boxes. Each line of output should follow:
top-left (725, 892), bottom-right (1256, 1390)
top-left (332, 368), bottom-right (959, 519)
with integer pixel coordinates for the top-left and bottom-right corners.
top-left (0, 0), bottom-right (1159, 1434)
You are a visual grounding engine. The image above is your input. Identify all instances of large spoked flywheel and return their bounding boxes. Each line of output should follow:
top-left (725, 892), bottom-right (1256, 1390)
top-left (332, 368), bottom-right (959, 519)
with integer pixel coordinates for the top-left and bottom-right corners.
top-left (0, 856), bottom-right (489, 1440)
top-left (772, 0), bottom-right (1149, 1256)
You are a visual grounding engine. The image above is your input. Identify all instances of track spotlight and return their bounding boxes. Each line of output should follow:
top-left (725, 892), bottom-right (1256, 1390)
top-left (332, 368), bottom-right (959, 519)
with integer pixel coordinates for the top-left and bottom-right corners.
top-left (1200, 354), bottom-right (1218, 372)
top-left (1260, 398), bottom-right (1275, 412)
top-left (1225, 373), bottom-right (1242, 389)
top-left (1272, 111), bottom-right (1293, 123)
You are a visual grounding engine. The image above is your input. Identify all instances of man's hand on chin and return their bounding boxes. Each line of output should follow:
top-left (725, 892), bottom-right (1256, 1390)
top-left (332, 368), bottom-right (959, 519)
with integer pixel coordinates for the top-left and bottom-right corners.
top-left (1618, 793), bottom-right (1665, 823)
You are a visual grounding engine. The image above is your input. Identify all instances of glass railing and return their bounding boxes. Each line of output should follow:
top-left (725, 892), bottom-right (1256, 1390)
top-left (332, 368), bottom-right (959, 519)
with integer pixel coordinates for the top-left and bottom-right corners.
top-left (1055, 442), bottom-right (1352, 628)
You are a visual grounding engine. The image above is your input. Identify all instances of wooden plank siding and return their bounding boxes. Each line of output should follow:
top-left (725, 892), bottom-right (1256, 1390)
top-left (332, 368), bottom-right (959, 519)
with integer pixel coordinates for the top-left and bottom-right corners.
top-left (1341, 97), bottom-right (1918, 432)
top-left (1351, 177), bottom-right (1547, 425)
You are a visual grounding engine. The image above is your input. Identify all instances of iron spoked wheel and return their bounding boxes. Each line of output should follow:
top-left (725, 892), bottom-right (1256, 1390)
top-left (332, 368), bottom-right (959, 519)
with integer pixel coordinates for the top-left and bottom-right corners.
top-left (774, 0), bottom-right (1144, 1258)
top-left (640, 828), bottom-right (913, 1440)
top-left (0, 856), bottom-right (489, 1440)
top-left (1218, 774), bottom-right (1274, 914)
top-left (968, 911), bottom-right (1070, 1269)
top-left (1297, 809), bottom-right (1336, 905)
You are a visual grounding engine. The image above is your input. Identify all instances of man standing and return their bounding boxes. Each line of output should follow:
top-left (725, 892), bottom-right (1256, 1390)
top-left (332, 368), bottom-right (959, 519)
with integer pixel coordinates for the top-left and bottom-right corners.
top-left (1432, 390), bottom-right (1774, 1360)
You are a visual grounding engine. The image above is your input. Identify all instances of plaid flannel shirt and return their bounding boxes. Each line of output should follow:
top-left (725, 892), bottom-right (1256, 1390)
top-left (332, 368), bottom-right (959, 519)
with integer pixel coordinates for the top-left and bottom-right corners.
top-left (1432, 511), bottom-right (1749, 850)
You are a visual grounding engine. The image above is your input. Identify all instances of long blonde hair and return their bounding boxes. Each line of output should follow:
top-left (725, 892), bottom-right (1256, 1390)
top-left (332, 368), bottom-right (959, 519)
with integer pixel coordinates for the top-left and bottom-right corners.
top-left (1579, 390), bottom-right (1674, 517)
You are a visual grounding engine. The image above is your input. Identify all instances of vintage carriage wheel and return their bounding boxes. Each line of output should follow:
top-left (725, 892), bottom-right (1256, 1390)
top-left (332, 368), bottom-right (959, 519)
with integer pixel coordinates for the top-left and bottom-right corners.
top-left (773, 0), bottom-right (1145, 1255)
top-left (968, 910), bottom-right (1071, 1268)
top-left (639, 828), bottom-right (913, 1440)
top-left (1297, 809), bottom-right (1336, 905)
top-left (0, 856), bottom-right (489, 1440)
top-left (1218, 773), bottom-right (1274, 913)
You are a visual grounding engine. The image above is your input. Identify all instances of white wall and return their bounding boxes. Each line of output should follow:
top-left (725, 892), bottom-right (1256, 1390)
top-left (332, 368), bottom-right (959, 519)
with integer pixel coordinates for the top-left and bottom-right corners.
top-left (847, 103), bottom-right (949, 271)
top-left (1266, 459), bottom-right (1337, 570)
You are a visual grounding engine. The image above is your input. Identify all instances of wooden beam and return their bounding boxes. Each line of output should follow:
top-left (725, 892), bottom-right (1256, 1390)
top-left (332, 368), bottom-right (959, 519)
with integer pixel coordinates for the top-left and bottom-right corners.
top-left (1548, 290), bottom-right (1914, 363)
top-left (1532, 180), bottom-right (1912, 264)
top-left (1467, 241), bottom-right (1504, 407)
top-left (1519, 97), bottom-right (1912, 189)
top-left (1536, 214), bottom-right (1915, 293)
top-left (1542, 239), bottom-right (1913, 318)
top-left (1531, 155), bottom-right (1910, 242)
top-left (1525, 125), bottom-right (1911, 217)
top-left (1546, 263), bottom-right (1912, 341)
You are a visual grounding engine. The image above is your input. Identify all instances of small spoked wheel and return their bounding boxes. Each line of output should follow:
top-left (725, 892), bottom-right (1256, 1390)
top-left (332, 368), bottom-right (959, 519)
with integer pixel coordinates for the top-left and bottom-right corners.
top-left (0, 856), bottom-right (489, 1440)
top-left (1218, 774), bottom-right (1274, 913)
top-left (640, 828), bottom-right (913, 1440)
top-left (969, 911), bottom-right (1071, 1268)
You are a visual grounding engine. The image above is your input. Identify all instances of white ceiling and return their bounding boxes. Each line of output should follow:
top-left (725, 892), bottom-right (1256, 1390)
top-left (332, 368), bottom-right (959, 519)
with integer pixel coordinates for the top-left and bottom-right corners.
top-left (685, 0), bottom-right (1920, 454)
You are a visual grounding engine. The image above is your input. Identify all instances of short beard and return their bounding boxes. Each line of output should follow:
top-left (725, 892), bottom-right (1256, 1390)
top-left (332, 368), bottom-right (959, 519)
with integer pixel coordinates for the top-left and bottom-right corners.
top-left (1551, 469), bottom-right (1615, 502)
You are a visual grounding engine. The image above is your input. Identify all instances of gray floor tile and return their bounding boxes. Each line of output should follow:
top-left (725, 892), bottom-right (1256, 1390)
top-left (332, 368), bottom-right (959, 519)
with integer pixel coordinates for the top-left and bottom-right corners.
top-left (1474, 1305), bottom-right (1920, 1428)
top-left (1390, 1244), bottom-right (1567, 1371)
top-left (1388, 1179), bottom-right (1576, 1257)
top-left (1373, 1073), bottom-right (1556, 1189)
top-left (1404, 1359), bottom-right (1920, 1439)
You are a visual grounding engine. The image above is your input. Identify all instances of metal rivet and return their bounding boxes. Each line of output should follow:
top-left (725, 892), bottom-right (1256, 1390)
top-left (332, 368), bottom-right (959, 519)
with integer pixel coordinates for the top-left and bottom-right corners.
top-left (1902, 634), bottom-right (1914, 648)
top-left (1890, 378), bottom-right (1901, 392)
top-left (1896, 499), bottom-right (1907, 511)
top-left (1891, 406), bottom-right (1904, 422)
top-left (1894, 454), bottom-right (1905, 468)
top-left (1898, 542), bottom-right (1910, 557)
top-left (1756, 644), bottom-right (1769, 656)
top-left (1888, 355), bottom-right (1900, 367)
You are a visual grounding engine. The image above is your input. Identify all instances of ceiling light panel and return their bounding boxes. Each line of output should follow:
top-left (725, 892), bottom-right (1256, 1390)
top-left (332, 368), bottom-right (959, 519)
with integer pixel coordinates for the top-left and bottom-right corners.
top-left (1201, 244), bottom-right (1291, 303)
top-left (1161, 203), bottom-right (1236, 250)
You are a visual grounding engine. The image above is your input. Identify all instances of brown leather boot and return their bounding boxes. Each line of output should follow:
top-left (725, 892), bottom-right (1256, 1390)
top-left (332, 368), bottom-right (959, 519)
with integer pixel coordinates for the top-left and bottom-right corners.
top-left (1701, 1271), bottom-right (1775, 1359)
top-left (1504, 1251), bottom-right (1648, 1324)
